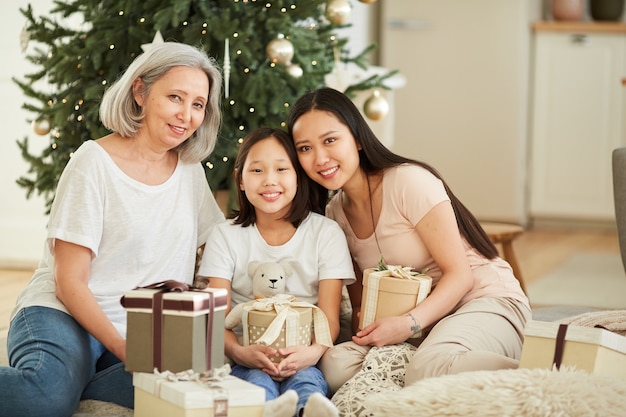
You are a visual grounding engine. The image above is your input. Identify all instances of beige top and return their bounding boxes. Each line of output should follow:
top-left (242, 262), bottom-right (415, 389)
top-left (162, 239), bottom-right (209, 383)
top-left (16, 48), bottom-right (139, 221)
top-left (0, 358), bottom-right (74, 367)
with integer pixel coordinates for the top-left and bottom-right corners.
top-left (327, 164), bottom-right (529, 310)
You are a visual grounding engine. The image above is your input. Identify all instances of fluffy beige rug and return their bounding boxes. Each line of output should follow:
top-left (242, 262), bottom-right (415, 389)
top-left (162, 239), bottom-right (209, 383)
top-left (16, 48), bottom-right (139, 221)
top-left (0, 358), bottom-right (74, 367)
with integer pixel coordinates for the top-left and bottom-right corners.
top-left (73, 401), bottom-right (132, 417)
top-left (364, 367), bottom-right (626, 417)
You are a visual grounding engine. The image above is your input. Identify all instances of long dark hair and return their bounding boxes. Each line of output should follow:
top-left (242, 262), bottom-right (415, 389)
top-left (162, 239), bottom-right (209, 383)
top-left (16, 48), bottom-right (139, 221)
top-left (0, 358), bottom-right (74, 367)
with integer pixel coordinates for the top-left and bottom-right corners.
top-left (232, 127), bottom-right (317, 228)
top-left (287, 87), bottom-right (498, 259)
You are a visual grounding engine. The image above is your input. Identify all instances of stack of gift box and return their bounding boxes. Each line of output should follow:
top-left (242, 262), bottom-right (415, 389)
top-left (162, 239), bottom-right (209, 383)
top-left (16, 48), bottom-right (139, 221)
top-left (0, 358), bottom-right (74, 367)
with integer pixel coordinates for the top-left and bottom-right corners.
top-left (121, 265), bottom-right (434, 416)
top-left (122, 282), bottom-right (266, 417)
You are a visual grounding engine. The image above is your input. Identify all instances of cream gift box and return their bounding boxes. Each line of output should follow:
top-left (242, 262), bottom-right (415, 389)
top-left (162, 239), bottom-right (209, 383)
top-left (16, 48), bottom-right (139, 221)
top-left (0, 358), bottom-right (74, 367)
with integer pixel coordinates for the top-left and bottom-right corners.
top-left (241, 294), bottom-right (333, 363)
top-left (121, 281), bottom-right (227, 373)
top-left (359, 266), bottom-right (432, 337)
top-left (519, 320), bottom-right (626, 379)
top-left (133, 370), bottom-right (264, 417)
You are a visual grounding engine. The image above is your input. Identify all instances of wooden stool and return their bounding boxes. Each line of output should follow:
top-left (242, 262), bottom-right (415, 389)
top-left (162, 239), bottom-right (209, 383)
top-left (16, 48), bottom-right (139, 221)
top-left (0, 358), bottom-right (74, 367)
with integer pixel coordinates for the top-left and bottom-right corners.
top-left (480, 222), bottom-right (527, 294)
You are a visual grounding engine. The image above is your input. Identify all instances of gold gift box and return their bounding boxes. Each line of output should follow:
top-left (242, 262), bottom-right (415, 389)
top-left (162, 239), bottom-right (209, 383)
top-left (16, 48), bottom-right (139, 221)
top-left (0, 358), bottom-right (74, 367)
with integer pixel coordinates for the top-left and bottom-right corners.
top-left (122, 286), bottom-right (227, 373)
top-left (359, 267), bottom-right (432, 334)
top-left (519, 320), bottom-right (626, 379)
top-left (243, 306), bottom-right (313, 363)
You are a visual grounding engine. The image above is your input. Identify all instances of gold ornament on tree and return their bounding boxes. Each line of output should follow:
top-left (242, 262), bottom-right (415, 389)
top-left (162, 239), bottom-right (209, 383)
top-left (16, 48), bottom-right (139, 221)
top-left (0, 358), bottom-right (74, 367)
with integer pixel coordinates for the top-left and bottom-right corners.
top-left (358, 0), bottom-right (378, 3)
top-left (326, 0), bottom-right (352, 25)
top-left (363, 90), bottom-right (389, 121)
top-left (32, 117), bottom-right (51, 136)
top-left (285, 63), bottom-right (303, 78)
top-left (266, 34), bottom-right (294, 65)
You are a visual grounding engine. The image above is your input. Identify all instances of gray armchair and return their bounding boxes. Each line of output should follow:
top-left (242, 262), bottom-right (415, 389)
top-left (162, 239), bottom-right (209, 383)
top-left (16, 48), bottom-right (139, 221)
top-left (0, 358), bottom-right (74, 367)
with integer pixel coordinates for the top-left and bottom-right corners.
top-left (612, 147), bottom-right (626, 274)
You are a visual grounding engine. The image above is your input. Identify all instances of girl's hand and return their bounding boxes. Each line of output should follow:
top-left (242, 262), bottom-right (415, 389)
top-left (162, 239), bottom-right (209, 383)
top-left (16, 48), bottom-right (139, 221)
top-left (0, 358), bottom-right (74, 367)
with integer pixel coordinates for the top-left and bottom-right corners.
top-left (352, 314), bottom-right (414, 347)
top-left (275, 343), bottom-right (327, 378)
top-left (231, 344), bottom-right (281, 376)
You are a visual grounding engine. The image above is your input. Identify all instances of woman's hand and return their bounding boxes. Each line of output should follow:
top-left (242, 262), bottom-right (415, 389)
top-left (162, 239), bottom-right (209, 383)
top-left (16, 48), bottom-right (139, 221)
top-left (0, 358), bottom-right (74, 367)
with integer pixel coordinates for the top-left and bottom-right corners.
top-left (352, 314), bottom-right (415, 347)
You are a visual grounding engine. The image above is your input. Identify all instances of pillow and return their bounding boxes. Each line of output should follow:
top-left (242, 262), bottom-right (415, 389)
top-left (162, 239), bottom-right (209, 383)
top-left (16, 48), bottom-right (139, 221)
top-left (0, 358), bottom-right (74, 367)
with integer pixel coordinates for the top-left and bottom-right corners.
top-left (331, 343), bottom-right (417, 417)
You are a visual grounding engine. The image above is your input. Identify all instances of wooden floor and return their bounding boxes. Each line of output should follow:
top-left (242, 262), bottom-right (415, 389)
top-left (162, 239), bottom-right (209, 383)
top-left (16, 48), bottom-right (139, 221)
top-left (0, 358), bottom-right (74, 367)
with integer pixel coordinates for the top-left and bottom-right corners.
top-left (0, 225), bottom-right (621, 336)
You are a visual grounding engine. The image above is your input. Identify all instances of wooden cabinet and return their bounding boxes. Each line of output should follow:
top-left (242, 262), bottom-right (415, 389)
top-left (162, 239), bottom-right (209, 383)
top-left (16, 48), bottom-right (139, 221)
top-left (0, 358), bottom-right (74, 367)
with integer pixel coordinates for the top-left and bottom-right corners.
top-left (529, 22), bottom-right (626, 222)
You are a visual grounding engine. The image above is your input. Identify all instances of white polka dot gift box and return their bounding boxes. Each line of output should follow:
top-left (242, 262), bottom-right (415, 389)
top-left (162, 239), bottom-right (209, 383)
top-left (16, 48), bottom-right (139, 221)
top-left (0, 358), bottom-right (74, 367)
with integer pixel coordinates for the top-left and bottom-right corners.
top-left (241, 294), bottom-right (333, 363)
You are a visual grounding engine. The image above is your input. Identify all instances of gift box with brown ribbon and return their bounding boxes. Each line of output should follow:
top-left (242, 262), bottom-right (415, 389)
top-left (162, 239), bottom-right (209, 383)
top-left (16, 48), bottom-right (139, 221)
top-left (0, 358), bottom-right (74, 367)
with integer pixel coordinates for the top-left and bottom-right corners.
top-left (359, 266), bottom-right (432, 337)
top-left (519, 320), bottom-right (626, 379)
top-left (121, 281), bottom-right (227, 373)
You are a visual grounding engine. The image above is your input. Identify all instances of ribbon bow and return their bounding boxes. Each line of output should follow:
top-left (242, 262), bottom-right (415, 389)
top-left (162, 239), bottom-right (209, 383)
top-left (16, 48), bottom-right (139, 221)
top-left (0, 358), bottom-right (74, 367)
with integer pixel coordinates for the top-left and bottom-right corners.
top-left (155, 363), bottom-right (232, 385)
top-left (153, 364), bottom-right (231, 409)
top-left (245, 294), bottom-right (333, 348)
top-left (385, 265), bottom-right (429, 280)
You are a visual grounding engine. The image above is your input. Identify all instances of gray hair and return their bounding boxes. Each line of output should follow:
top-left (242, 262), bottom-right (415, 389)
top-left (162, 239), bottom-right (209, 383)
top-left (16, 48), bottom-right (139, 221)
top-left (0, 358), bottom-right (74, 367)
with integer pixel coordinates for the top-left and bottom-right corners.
top-left (99, 42), bottom-right (222, 163)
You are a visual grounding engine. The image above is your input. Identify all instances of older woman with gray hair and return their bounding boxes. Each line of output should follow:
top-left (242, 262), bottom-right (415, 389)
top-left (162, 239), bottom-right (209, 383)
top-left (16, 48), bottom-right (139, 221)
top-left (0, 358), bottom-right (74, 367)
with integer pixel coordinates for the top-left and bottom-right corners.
top-left (0, 42), bottom-right (225, 417)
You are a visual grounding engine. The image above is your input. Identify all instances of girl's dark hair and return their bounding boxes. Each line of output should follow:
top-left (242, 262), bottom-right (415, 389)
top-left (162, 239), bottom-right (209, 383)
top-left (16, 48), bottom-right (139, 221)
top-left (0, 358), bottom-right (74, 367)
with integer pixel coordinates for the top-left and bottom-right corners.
top-left (287, 87), bottom-right (498, 259)
top-left (232, 127), bottom-right (317, 228)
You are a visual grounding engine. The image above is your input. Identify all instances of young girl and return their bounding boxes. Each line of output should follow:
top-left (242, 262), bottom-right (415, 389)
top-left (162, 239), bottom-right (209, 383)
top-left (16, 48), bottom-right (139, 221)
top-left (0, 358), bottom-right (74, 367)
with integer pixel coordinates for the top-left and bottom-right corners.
top-left (198, 127), bottom-right (355, 417)
top-left (287, 87), bottom-right (531, 392)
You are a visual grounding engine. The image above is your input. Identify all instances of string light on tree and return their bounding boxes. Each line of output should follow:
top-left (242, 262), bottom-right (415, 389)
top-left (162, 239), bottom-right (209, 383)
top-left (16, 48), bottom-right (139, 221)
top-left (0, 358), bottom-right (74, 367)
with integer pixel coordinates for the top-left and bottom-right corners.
top-left (325, 0), bottom-right (352, 25)
top-left (363, 90), bottom-right (389, 121)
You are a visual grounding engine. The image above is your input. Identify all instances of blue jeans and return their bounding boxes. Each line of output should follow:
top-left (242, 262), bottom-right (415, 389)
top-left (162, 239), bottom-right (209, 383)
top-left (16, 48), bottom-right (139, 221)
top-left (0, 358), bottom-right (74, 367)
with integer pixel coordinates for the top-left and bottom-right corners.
top-left (231, 364), bottom-right (329, 417)
top-left (0, 306), bottom-right (133, 417)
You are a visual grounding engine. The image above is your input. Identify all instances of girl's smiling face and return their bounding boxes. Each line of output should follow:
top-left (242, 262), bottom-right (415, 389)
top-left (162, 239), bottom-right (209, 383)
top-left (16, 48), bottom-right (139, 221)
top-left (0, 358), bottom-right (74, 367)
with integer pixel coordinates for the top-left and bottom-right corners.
top-left (291, 109), bottom-right (362, 191)
top-left (240, 137), bottom-right (298, 219)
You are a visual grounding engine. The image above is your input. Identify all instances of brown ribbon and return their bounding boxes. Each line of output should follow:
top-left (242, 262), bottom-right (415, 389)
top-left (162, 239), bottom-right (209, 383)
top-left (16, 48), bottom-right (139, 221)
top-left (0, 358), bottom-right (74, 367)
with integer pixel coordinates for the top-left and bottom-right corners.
top-left (552, 323), bottom-right (568, 370)
top-left (121, 280), bottom-right (223, 371)
top-left (144, 281), bottom-right (188, 371)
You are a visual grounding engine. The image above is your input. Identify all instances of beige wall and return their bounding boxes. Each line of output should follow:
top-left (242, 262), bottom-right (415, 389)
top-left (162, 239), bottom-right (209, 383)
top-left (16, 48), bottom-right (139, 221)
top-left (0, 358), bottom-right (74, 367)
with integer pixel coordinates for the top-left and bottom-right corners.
top-left (1, 0), bottom-right (51, 267)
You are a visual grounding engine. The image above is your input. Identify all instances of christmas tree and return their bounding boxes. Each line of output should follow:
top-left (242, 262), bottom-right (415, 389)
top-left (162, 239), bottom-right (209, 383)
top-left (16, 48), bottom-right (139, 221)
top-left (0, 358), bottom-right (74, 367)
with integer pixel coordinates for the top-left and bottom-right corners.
top-left (15, 0), bottom-right (394, 211)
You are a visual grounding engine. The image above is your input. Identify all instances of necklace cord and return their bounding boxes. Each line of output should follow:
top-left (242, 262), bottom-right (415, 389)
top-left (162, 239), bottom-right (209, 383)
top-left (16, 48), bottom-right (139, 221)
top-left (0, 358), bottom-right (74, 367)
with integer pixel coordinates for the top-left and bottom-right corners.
top-left (367, 175), bottom-right (386, 266)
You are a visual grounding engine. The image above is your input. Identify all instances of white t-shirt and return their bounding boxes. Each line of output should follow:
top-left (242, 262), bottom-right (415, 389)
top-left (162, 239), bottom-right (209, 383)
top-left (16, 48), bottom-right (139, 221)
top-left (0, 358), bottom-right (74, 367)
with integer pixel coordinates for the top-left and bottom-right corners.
top-left (11, 140), bottom-right (225, 336)
top-left (198, 212), bottom-right (356, 310)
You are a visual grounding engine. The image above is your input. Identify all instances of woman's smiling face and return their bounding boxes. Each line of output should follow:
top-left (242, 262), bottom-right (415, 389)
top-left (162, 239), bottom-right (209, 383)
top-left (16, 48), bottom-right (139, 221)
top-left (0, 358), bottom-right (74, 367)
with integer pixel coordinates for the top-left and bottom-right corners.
top-left (134, 66), bottom-right (209, 151)
top-left (291, 109), bottom-right (361, 191)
